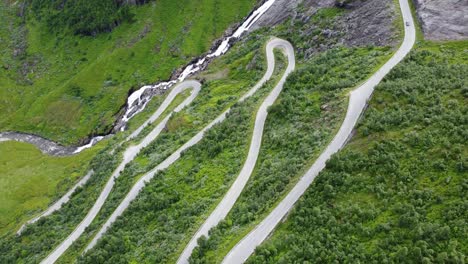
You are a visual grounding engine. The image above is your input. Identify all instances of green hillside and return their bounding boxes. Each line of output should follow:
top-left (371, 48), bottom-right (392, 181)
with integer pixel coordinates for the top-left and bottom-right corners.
top-left (0, 22), bottom-right (272, 263)
top-left (0, 0), bottom-right (256, 145)
top-left (0, 141), bottom-right (102, 235)
top-left (248, 41), bottom-right (468, 263)
top-left (78, 4), bottom-right (396, 264)
top-left (0, 0), bottom-right (466, 263)
top-left (0, 0), bottom-right (255, 249)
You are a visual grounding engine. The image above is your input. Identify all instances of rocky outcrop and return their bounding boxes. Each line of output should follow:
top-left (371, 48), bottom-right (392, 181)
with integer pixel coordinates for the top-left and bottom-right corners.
top-left (250, 0), bottom-right (399, 58)
top-left (339, 0), bottom-right (399, 47)
top-left (250, 0), bottom-right (302, 30)
top-left (251, 0), bottom-right (337, 29)
top-left (413, 0), bottom-right (468, 41)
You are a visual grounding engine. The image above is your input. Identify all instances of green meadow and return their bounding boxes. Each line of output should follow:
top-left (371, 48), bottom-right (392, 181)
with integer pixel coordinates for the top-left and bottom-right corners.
top-left (0, 0), bottom-right (256, 145)
top-left (0, 141), bottom-right (102, 235)
top-left (248, 41), bottom-right (468, 263)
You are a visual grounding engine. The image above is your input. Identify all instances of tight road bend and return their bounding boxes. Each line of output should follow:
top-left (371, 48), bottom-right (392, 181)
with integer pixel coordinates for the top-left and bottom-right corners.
top-left (177, 38), bottom-right (295, 264)
top-left (222, 0), bottom-right (416, 262)
top-left (83, 38), bottom-right (294, 256)
top-left (41, 81), bottom-right (201, 264)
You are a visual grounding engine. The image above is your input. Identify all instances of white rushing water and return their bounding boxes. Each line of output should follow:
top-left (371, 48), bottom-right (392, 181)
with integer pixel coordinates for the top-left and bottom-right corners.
top-left (73, 136), bottom-right (105, 153)
top-left (121, 0), bottom-right (276, 123)
top-left (81, 0), bottom-right (277, 150)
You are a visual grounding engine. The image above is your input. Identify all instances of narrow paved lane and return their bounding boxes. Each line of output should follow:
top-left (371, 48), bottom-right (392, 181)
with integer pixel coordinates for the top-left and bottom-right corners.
top-left (17, 170), bottom-right (94, 235)
top-left (177, 38), bottom-right (295, 264)
top-left (83, 38), bottom-right (294, 254)
top-left (41, 81), bottom-right (201, 264)
top-left (222, 0), bottom-right (416, 262)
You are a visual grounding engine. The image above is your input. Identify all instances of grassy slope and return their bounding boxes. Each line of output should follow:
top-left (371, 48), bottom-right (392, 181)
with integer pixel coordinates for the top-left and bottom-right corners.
top-left (62, 39), bottom-right (284, 264)
top-left (187, 6), bottom-right (397, 263)
top-left (80, 5), bottom-right (394, 263)
top-left (0, 0), bottom-right (256, 145)
top-left (0, 27), bottom-right (268, 264)
top-left (247, 42), bottom-right (468, 263)
top-left (0, 141), bottom-right (103, 235)
top-left (0, 142), bottom-right (122, 263)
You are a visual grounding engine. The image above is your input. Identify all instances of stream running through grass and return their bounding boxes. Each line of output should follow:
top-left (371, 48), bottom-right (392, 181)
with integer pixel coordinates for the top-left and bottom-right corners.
top-left (0, 0), bottom-right (276, 155)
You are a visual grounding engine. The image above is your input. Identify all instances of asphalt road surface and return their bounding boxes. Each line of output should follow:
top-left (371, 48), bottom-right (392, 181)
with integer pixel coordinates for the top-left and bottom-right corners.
top-left (41, 81), bottom-right (201, 264)
top-left (222, 0), bottom-right (416, 262)
top-left (177, 38), bottom-right (296, 264)
top-left (83, 38), bottom-right (294, 255)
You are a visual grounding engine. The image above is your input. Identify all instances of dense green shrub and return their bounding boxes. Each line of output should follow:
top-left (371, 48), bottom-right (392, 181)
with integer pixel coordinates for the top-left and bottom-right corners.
top-left (28, 0), bottom-right (137, 35)
top-left (188, 46), bottom-right (390, 263)
top-left (247, 44), bottom-right (468, 263)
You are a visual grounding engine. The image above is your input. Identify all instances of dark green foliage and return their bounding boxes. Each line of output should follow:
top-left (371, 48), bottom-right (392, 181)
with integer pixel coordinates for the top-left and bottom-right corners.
top-left (0, 142), bottom-right (121, 263)
top-left (28, 0), bottom-right (136, 35)
top-left (188, 46), bottom-right (390, 263)
top-left (78, 82), bottom-right (267, 263)
top-left (247, 45), bottom-right (468, 263)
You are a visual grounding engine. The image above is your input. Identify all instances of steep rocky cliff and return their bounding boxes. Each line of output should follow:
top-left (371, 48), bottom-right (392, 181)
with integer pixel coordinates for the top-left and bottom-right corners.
top-left (413, 0), bottom-right (468, 40)
top-left (252, 0), bottom-right (399, 54)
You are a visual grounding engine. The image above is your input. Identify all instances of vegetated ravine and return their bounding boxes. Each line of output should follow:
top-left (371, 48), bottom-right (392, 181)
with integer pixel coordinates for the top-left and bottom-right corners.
top-left (0, 0), bottom-right (277, 155)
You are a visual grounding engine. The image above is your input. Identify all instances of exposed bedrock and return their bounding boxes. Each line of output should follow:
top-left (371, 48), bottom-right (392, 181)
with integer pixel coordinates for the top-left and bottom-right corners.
top-left (252, 0), bottom-right (399, 57)
top-left (413, 0), bottom-right (468, 41)
top-left (337, 0), bottom-right (399, 47)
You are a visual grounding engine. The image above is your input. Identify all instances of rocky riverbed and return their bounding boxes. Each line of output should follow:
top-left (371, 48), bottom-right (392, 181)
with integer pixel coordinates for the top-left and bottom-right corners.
top-left (0, 132), bottom-right (77, 156)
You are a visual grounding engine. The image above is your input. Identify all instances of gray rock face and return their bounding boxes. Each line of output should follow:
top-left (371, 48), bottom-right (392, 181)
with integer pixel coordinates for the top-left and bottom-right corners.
top-left (414, 0), bottom-right (468, 40)
top-left (339, 0), bottom-right (399, 47)
top-left (251, 0), bottom-right (336, 30)
top-left (251, 0), bottom-right (399, 58)
top-left (251, 0), bottom-right (302, 30)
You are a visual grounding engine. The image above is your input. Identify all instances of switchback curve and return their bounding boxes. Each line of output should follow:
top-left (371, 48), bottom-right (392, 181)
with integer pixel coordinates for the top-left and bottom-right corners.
top-left (222, 0), bottom-right (416, 262)
top-left (177, 38), bottom-right (295, 264)
top-left (82, 38), bottom-right (295, 257)
top-left (41, 80), bottom-right (201, 264)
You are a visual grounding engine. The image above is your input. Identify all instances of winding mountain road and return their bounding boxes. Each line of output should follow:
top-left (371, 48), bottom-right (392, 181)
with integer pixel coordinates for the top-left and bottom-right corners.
top-left (41, 81), bottom-right (201, 264)
top-left (83, 38), bottom-right (294, 254)
top-left (37, 0), bottom-right (415, 261)
top-left (177, 38), bottom-right (295, 264)
top-left (16, 170), bottom-right (94, 235)
top-left (17, 170), bottom-right (94, 235)
top-left (222, 0), bottom-right (416, 263)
